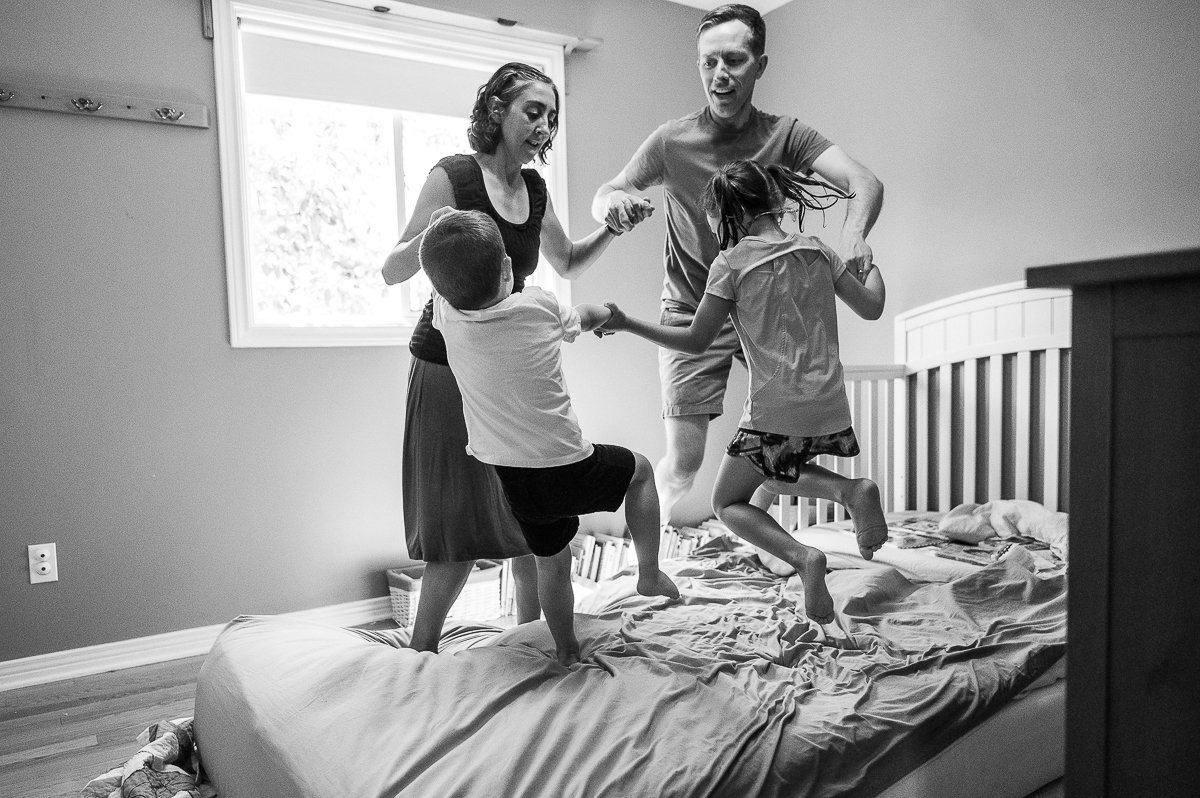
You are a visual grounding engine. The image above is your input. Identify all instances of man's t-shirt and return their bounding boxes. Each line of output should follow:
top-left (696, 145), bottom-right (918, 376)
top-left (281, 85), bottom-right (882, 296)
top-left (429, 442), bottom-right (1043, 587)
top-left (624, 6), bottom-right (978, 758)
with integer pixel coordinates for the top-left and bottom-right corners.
top-left (622, 107), bottom-right (832, 309)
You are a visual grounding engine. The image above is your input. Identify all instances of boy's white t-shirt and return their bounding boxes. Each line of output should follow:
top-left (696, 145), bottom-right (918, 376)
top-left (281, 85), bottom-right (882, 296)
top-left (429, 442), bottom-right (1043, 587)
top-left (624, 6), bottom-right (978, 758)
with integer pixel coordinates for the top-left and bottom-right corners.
top-left (433, 286), bottom-right (594, 468)
top-left (705, 233), bottom-right (852, 438)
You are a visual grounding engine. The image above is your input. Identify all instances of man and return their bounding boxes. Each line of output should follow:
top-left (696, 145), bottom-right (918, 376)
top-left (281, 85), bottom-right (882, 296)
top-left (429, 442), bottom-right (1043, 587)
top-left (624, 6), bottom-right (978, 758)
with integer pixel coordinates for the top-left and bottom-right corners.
top-left (592, 4), bottom-right (884, 525)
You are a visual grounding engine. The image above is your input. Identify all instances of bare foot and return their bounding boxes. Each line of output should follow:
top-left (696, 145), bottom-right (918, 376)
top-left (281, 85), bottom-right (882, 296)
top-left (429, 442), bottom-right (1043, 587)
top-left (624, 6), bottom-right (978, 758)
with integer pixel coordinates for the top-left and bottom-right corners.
top-left (846, 479), bottom-right (889, 560)
top-left (793, 547), bottom-right (834, 624)
top-left (637, 569), bottom-right (681, 600)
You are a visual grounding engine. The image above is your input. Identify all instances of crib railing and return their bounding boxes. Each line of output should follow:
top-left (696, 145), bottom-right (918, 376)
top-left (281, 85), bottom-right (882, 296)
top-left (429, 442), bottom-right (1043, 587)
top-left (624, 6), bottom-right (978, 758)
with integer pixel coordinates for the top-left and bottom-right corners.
top-left (770, 365), bottom-right (906, 530)
top-left (897, 347), bottom-right (1071, 514)
top-left (771, 282), bottom-right (1073, 529)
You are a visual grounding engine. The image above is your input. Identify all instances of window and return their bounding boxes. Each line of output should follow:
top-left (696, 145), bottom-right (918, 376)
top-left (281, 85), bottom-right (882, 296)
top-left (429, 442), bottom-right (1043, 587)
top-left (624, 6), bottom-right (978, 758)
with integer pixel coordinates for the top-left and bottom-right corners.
top-left (212, 0), bottom-right (572, 347)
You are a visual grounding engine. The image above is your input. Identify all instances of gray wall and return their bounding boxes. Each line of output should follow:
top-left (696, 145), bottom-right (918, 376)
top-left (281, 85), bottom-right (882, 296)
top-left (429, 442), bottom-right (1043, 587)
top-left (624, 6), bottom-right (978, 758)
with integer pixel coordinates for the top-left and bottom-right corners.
top-left (2, 0), bottom-right (1197, 661)
top-left (760, 0), bottom-right (1200, 363)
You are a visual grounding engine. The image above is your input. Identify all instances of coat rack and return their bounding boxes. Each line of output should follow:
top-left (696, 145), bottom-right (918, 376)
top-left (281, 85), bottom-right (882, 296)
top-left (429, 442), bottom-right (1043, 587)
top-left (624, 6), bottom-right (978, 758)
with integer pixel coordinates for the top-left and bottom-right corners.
top-left (0, 81), bottom-right (210, 129)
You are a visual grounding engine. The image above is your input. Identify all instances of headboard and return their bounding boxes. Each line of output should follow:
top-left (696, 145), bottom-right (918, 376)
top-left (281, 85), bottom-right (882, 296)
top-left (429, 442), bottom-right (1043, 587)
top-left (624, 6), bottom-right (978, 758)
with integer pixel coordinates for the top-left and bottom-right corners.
top-left (894, 281), bottom-right (1072, 513)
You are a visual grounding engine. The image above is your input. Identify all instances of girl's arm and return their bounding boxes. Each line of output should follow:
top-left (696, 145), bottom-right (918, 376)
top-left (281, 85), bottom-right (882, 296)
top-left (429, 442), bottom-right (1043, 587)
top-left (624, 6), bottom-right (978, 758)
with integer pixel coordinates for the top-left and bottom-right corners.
top-left (381, 168), bottom-right (456, 285)
top-left (604, 293), bottom-right (733, 354)
top-left (833, 261), bottom-right (886, 321)
top-left (540, 195), bottom-right (653, 281)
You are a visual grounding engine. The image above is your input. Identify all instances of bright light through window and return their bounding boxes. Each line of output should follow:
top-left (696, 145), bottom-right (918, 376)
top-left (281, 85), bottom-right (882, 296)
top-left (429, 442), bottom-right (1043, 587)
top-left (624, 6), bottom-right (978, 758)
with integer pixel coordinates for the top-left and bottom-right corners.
top-left (243, 97), bottom-right (464, 327)
top-left (212, 0), bottom-right (570, 347)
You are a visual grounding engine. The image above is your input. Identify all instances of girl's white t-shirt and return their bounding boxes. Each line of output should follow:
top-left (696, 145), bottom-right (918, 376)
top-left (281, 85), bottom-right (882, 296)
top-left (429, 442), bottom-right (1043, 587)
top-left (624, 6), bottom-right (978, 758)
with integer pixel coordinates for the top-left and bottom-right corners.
top-left (705, 234), bottom-right (852, 437)
top-left (433, 286), bottom-right (593, 468)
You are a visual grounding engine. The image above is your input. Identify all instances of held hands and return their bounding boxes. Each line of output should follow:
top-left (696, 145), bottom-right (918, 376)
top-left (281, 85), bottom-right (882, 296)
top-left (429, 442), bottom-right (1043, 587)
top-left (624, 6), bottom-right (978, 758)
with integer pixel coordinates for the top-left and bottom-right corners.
top-left (841, 233), bottom-right (875, 283)
top-left (593, 301), bottom-right (627, 338)
top-left (604, 192), bottom-right (655, 235)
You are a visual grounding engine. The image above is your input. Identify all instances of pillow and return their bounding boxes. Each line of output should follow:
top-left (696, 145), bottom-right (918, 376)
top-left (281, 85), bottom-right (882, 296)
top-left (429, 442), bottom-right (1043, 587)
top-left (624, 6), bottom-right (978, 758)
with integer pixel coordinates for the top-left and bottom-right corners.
top-left (939, 500), bottom-right (1069, 560)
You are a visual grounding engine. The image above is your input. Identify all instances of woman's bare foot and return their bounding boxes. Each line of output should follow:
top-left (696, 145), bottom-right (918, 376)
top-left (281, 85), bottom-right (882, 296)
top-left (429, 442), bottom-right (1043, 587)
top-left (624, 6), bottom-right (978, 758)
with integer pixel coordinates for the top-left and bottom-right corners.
top-left (637, 569), bottom-right (681, 600)
top-left (846, 479), bottom-right (889, 560)
top-left (792, 546), bottom-right (834, 624)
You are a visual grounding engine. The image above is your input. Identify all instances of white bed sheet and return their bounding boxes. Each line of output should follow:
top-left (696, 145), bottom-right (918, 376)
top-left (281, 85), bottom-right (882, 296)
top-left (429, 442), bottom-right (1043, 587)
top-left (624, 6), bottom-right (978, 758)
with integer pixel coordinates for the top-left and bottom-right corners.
top-left (197, 539), bottom-right (1065, 798)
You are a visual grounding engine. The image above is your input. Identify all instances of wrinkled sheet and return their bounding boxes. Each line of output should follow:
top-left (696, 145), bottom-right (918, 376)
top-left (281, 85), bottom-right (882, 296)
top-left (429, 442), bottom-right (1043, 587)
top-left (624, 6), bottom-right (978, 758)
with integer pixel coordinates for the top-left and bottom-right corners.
top-left (195, 552), bottom-right (1065, 798)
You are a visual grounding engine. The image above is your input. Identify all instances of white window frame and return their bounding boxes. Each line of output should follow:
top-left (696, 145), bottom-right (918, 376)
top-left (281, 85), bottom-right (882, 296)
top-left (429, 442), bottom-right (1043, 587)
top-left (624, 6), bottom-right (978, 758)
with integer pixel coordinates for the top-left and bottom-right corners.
top-left (212, 0), bottom-right (573, 347)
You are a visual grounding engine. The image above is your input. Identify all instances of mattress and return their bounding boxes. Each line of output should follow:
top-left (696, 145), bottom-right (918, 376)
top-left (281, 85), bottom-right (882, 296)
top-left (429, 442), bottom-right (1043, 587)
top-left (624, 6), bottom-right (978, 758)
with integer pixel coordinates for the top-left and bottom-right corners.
top-left (195, 541), bottom-right (1066, 797)
top-left (879, 679), bottom-right (1064, 797)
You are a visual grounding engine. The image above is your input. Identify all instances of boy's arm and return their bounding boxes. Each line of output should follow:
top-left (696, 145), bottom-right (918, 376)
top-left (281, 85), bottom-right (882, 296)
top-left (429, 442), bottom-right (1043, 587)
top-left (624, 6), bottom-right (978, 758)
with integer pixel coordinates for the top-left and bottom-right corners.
top-left (603, 293), bottom-right (732, 354)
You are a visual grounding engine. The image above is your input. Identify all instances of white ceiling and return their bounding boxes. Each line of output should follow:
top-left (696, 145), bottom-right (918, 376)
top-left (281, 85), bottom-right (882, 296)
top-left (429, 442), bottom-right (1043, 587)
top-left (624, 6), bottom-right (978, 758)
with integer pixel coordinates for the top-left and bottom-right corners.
top-left (659, 0), bottom-right (796, 14)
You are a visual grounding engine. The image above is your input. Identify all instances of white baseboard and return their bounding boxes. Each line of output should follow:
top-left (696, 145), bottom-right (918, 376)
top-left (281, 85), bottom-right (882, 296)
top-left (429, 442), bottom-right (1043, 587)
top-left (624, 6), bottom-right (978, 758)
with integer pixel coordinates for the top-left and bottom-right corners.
top-left (0, 596), bottom-right (392, 693)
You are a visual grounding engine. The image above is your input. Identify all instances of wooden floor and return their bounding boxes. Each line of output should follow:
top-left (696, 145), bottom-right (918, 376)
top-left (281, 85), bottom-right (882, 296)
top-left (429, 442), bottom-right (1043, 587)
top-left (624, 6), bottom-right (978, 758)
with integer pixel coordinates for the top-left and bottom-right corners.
top-left (0, 617), bottom-right (405, 798)
top-left (0, 655), bottom-right (206, 798)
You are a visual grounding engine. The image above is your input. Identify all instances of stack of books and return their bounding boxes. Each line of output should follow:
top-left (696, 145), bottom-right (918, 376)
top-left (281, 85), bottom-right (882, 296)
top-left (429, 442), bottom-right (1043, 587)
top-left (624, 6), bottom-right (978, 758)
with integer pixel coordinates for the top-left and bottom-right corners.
top-left (568, 522), bottom-right (732, 585)
top-left (570, 531), bottom-right (633, 584)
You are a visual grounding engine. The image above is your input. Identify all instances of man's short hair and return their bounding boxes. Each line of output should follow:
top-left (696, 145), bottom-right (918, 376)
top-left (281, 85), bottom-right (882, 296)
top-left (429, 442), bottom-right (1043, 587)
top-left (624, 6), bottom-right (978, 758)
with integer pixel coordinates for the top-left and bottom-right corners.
top-left (419, 210), bottom-right (506, 310)
top-left (697, 4), bottom-right (766, 57)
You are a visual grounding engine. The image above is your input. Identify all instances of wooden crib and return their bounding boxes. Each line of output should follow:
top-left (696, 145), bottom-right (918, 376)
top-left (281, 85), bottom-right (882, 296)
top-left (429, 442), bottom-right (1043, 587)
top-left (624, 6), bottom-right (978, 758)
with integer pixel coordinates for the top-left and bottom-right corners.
top-left (775, 280), bottom-right (1072, 528)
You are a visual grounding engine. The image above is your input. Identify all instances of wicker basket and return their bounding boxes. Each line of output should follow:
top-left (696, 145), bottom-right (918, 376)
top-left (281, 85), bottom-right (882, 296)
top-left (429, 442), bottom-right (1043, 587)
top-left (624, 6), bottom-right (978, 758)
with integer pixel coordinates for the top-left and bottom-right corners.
top-left (386, 560), bottom-right (507, 627)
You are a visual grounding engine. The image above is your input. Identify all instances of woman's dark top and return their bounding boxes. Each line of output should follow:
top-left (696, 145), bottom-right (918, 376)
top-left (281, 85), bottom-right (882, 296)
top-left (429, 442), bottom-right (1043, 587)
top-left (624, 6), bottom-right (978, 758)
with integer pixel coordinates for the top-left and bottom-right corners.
top-left (408, 154), bottom-right (549, 365)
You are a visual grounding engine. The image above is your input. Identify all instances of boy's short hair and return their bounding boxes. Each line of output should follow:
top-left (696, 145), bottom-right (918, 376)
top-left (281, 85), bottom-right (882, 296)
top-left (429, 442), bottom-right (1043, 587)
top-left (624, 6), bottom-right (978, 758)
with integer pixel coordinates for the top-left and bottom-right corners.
top-left (419, 210), bottom-right (506, 310)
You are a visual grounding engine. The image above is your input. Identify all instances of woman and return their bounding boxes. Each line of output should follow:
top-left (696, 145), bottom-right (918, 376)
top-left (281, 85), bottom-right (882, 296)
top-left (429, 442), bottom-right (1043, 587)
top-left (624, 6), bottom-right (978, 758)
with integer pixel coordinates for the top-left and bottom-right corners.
top-left (382, 63), bottom-right (647, 652)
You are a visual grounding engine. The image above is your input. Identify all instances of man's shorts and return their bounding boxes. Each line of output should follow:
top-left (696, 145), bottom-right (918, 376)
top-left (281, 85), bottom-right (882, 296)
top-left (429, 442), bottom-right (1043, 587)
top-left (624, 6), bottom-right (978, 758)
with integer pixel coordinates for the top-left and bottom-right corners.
top-left (727, 427), bottom-right (861, 483)
top-left (659, 301), bottom-right (745, 419)
top-left (493, 444), bottom-right (637, 557)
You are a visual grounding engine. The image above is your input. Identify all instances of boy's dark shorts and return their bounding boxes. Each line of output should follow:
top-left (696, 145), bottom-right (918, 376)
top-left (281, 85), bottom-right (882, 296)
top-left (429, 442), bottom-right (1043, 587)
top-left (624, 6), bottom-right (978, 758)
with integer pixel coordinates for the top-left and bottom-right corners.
top-left (494, 444), bottom-right (636, 557)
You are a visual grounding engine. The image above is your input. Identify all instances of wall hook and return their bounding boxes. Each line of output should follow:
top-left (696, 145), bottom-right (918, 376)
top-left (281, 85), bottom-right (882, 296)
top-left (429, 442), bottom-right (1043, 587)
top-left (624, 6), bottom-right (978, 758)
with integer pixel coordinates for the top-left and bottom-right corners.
top-left (0, 81), bottom-right (209, 128)
top-left (71, 97), bottom-right (104, 113)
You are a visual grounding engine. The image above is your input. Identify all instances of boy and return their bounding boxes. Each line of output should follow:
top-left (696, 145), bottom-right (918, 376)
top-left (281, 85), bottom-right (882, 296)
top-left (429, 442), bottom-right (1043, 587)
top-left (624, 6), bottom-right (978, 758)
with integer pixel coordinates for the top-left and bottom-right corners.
top-left (420, 208), bottom-right (680, 667)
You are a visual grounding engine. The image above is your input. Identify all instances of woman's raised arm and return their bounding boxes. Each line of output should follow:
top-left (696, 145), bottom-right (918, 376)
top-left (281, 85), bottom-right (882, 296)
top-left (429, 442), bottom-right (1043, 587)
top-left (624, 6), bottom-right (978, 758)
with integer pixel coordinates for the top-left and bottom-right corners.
top-left (381, 167), bottom-right (456, 285)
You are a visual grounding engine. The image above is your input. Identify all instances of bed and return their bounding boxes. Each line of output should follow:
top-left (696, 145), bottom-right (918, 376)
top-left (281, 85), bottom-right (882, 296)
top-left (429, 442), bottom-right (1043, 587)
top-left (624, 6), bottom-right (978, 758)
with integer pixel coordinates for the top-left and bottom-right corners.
top-left (193, 283), bottom-right (1072, 797)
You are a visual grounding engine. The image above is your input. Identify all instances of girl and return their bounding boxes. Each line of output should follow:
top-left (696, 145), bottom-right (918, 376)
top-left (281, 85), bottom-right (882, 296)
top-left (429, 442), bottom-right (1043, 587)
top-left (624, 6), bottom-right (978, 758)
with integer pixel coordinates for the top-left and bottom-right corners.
top-left (382, 63), bottom-right (649, 652)
top-left (603, 159), bottom-right (888, 624)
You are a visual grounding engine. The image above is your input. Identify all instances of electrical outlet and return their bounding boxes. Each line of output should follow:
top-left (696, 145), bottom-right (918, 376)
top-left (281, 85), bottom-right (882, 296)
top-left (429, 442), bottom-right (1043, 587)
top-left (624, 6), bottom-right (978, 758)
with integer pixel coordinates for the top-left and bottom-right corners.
top-left (28, 543), bottom-right (58, 584)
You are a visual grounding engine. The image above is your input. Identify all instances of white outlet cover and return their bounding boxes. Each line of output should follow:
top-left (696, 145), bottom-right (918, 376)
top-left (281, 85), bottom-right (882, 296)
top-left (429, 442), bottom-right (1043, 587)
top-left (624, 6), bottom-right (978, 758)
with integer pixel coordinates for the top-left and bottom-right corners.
top-left (28, 543), bottom-right (59, 584)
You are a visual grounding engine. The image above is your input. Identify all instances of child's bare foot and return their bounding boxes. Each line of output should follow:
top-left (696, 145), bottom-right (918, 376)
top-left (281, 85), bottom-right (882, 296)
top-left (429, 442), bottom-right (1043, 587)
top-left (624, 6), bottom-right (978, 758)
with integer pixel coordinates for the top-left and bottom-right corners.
top-left (846, 479), bottom-right (889, 560)
top-left (637, 569), bottom-right (681, 600)
top-left (793, 547), bottom-right (834, 624)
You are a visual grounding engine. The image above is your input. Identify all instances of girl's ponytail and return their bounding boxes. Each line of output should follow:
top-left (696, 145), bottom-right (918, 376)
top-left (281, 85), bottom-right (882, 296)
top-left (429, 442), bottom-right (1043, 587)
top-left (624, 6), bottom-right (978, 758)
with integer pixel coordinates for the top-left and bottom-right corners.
top-left (703, 160), bottom-right (856, 249)
top-left (764, 163), bottom-right (854, 230)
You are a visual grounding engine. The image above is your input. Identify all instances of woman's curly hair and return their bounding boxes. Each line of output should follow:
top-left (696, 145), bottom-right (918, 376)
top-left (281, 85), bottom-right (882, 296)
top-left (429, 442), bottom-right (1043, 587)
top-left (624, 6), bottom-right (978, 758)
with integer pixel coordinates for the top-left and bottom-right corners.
top-left (467, 62), bottom-right (559, 164)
